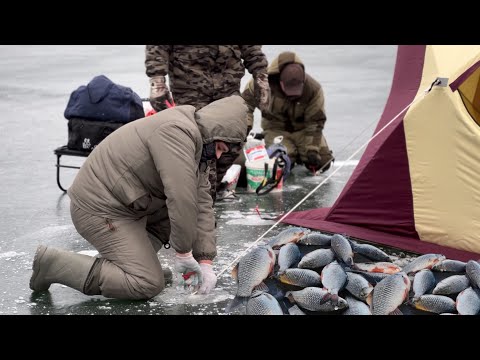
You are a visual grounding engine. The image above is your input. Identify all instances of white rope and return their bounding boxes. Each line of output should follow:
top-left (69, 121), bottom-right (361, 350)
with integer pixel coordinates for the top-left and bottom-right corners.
top-left (215, 81), bottom-right (438, 280)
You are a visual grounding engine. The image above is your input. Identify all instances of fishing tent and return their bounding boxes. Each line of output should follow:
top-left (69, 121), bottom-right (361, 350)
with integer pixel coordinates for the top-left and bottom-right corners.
top-left (283, 45), bottom-right (480, 261)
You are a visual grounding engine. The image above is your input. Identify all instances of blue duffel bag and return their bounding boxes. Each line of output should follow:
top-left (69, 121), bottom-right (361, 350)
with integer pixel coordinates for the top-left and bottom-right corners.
top-left (64, 75), bottom-right (144, 123)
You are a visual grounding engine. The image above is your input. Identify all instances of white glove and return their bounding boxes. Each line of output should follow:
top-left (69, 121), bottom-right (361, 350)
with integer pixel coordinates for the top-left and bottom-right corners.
top-left (150, 75), bottom-right (168, 97)
top-left (149, 75), bottom-right (174, 111)
top-left (198, 262), bottom-right (217, 294)
top-left (174, 251), bottom-right (203, 290)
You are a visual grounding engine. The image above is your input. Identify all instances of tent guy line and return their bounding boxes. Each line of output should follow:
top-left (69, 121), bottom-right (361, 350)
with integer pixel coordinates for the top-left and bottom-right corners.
top-left (215, 78), bottom-right (442, 280)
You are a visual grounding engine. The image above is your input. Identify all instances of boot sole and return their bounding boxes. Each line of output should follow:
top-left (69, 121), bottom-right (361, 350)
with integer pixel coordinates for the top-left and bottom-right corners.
top-left (29, 245), bottom-right (50, 291)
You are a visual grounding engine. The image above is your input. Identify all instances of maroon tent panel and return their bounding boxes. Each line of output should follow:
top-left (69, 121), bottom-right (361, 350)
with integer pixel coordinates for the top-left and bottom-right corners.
top-left (282, 45), bottom-right (480, 262)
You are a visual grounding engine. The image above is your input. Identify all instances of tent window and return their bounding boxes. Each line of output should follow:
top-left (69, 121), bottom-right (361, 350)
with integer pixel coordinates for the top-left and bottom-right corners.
top-left (458, 66), bottom-right (480, 126)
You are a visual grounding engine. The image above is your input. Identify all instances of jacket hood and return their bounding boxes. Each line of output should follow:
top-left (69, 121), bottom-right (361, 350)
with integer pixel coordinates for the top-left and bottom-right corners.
top-left (267, 51), bottom-right (305, 75)
top-left (195, 95), bottom-right (248, 144)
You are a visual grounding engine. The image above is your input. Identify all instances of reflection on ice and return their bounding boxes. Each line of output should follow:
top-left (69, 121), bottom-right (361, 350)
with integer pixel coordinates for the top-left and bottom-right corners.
top-left (226, 215), bottom-right (276, 226)
top-left (153, 286), bottom-right (232, 305)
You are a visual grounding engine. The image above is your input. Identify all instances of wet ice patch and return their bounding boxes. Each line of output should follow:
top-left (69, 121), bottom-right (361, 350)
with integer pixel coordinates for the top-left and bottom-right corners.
top-left (15, 225), bottom-right (79, 244)
top-left (301, 174), bottom-right (335, 185)
top-left (214, 198), bottom-right (242, 206)
top-left (226, 215), bottom-right (275, 226)
top-left (221, 210), bottom-right (276, 226)
top-left (153, 287), bottom-right (232, 305)
top-left (220, 210), bottom-right (245, 219)
top-left (282, 185), bottom-right (303, 192)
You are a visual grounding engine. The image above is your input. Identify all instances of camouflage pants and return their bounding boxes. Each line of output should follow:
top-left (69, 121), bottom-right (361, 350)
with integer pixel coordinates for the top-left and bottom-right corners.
top-left (263, 130), bottom-right (334, 170)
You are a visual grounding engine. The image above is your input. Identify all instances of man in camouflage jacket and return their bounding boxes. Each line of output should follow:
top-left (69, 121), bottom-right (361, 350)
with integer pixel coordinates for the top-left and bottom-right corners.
top-left (145, 45), bottom-right (269, 201)
top-left (242, 51), bottom-right (334, 174)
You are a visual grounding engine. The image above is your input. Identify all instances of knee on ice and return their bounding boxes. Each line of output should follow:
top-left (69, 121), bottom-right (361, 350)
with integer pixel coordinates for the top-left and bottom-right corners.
top-left (133, 274), bottom-right (165, 300)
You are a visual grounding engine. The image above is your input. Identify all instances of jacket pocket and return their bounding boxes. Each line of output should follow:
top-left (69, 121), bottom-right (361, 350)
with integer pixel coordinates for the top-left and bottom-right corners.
top-left (112, 174), bottom-right (148, 212)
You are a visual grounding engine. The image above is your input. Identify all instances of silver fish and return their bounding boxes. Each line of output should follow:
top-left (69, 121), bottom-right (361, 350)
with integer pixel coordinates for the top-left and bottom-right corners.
top-left (402, 254), bottom-right (446, 275)
top-left (432, 275), bottom-right (469, 296)
top-left (298, 248), bottom-right (335, 270)
top-left (298, 232), bottom-right (332, 246)
top-left (351, 242), bottom-right (391, 262)
top-left (288, 304), bottom-right (306, 315)
top-left (389, 308), bottom-right (403, 315)
top-left (286, 287), bottom-right (348, 312)
top-left (354, 262), bottom-right (401, 274)
top-left (466, 260), bottom-right (480, 288)
top-left (346, 269), bottom-right (391, 285)
top-left (432, 259), bottom-right (467, 273)
top-left (372, 272), bottom-right (410, 315)
top-left (343, 296), bottom-right (371, 315)
top-left (278, 268), bottom-right (322, 288)
top-left (277, 243), bottom-right (302, 273)
top-left (345, 272), bottom-right (374, 302)
top-left (321, 260), bottom-right (347, 301)
top-left (411, 295), bottom-right (456, 314)
top-left (412, 269), bottom-right (436, 299)
top-left (331, 234), bottom-right (354, 266)
top-left (225, 245), bottom-right (276, 313)
top-left (456, 287), bottom-right (480, 315)
top-left (246, 291), bottom-right (284, 315)
top-left (253, 282), bottom-right (270, 293)
top-left (268, 227), bottom-right (311, 250)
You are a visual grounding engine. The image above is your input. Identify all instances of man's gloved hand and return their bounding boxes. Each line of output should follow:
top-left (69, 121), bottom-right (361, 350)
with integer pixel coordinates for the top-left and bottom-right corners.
top-left (174, 251), bottom-right (203, 290)
top-left (149, 75), bottom-right (175, 112)
top-left (198, 262), bottom-right (217, 294)
top-left (253, 72), bottom-right (270, 112)
top-left (305, 150), bottom-right (323, 173)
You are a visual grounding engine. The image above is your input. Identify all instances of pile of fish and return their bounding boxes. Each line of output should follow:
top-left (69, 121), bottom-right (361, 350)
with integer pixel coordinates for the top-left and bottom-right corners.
top-left (225, 227), bottom-right (480, 315)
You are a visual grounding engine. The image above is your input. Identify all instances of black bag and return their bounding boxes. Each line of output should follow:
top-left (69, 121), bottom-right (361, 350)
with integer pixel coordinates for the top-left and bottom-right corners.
top-left (67, 118), bottom-right (124, 152)
top-left (64, 75), bottom-right (145, 123)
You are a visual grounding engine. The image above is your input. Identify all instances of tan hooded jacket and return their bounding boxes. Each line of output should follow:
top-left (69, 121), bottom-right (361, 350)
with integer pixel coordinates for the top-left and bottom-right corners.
top-left (242, 52), bottom-right (326, 152)
top-left (68, 96), bottom-right (247, 261)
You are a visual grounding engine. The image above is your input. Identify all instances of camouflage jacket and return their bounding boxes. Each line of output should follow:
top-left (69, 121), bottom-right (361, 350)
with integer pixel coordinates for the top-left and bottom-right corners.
top-left (145, 45), bottom-right (267, 104)
top-left (242, 52), bottom-right (327, 142)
